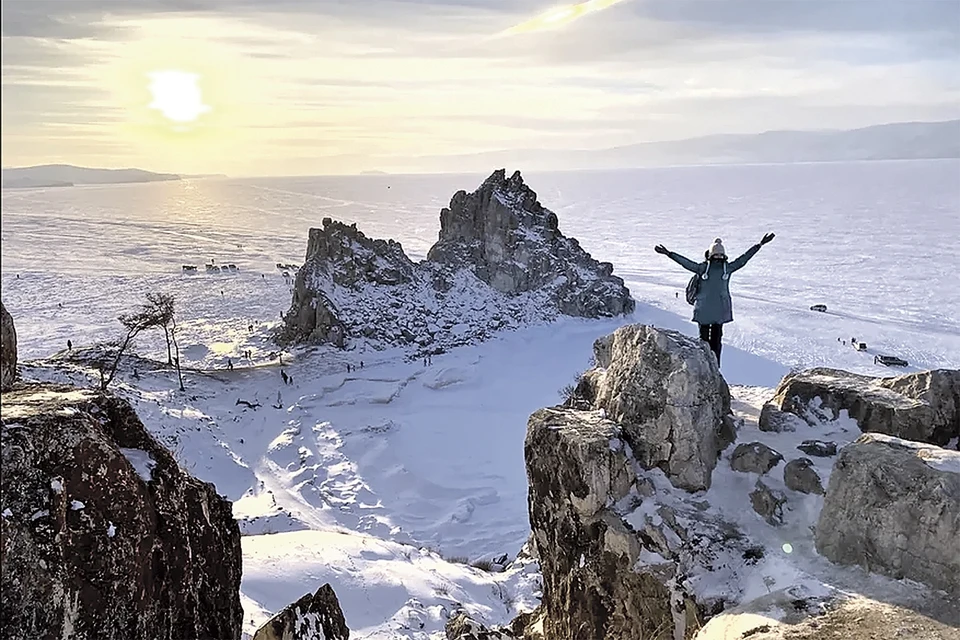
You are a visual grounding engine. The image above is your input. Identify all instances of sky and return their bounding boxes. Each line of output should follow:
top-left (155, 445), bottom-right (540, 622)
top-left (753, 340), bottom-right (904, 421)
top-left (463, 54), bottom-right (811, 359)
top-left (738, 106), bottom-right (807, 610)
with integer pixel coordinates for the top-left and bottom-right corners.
top-left (2, 0), bottom-right (959, 176)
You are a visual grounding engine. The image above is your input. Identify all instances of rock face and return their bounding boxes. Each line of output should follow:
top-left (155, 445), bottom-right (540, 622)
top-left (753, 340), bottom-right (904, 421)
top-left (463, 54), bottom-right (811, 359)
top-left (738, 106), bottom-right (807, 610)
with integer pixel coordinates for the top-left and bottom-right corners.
top-left (427, 169), bottom-right (633, 318)
top-left (524, 325), bottom-right (746, 640)
top-left (279, 170), bottom-right (633, 350)
top-left (815, 433), bottom-right (960, 595)
top-left (1, 301), bottom-right (15, 391)
top-left (572, 324), bottom-right (732, 492)
top-left (765, 367), bottom-right (960, 446)
top-left (0, 383), bottom-right (243, 640)
top-left (253, 583), bottom-right (349, 640)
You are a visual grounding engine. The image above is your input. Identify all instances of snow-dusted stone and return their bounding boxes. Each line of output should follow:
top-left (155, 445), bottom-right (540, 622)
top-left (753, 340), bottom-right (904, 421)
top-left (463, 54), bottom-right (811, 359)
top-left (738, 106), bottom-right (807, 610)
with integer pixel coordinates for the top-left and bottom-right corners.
top-left (797, 440), bottom-right (837, 457)
top-left (749, 480), bottom-right (787, 526)
top-left (253, 583), bottom-right (349, 640)
top-left (573, 324), bottom-right (732, 492)
top-left (0, 383), bottom-right (242, 640)
top-left (523, 326), bottom-right (753, 639)
top-left (766, 367), bottom-right (960, 446)
top-left (758, 403), bottom-right (804, 433)
top-left (445, 611), bottom-right (515, 639)
top-left (783, 458), bottom-right (824, 495)
top-left (525, 408), bottom-right (704, 639)
top-left (730, 442), bottom-right (784, 475)
top-left (1, 301), bottom-right (16, 391)
top-left (815, 433), bottom-right (960, 594)
top-left (278, 170), bottom-right (633, 350)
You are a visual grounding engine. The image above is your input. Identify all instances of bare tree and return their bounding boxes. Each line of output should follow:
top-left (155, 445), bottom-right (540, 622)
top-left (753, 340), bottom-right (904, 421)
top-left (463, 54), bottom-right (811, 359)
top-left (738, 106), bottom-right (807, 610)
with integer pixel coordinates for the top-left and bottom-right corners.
top-left (145, 292), bottom-right (175, 365)
top-left (98, 297), bottom-right (168, 391)
top-left (143, 292), bottom-right (185, 391)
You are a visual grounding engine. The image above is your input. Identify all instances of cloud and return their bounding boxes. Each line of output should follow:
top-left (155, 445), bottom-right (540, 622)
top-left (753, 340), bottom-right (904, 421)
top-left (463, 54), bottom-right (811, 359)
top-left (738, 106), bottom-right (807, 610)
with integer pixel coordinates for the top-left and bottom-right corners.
top-left (1, 0), bottom-right (957, 175)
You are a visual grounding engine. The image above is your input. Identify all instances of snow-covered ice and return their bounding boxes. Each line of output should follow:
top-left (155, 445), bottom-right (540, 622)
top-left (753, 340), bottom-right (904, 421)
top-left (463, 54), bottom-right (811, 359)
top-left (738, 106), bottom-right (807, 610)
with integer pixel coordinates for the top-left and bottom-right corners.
top-left (3, 160), bottom-right (958, 638)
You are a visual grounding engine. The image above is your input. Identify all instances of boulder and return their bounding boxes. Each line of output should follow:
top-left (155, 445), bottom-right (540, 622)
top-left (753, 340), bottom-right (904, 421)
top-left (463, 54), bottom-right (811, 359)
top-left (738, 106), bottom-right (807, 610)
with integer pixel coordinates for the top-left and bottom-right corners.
top-left (758, 403), bottom-right (804, 433)
top-left (783, 458), bottom-right (824, 495)
top-left (573, 324), bottom-right (732, 492)
top-left (1, 301), bottom-right (15, 390)
top-left (524, 326), bottom-right (749, 640)
top-left (0, 383), bottom-right (243, 639)
top-left (253, 583), bottom-right (349, 640)
top-left (766, 367), bottom-right (960, 446)
top-left (730, 442), bottom-right (784, 475)
top-left (797, 440), bottom-right (837, 457)
top-left (445, 611), bottom-right (515, 639)
top-left (815, 433), bottom-right (960, 594)
top-left (749, 480), bottom-right (787, 526)
top-left (279, 170), bottom-right (633, 350)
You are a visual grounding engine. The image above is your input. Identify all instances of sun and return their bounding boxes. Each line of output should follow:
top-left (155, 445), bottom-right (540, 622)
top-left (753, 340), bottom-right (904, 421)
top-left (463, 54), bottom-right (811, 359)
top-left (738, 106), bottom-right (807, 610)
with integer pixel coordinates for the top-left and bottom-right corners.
top-left (147, 70), bottom-right (211, 123)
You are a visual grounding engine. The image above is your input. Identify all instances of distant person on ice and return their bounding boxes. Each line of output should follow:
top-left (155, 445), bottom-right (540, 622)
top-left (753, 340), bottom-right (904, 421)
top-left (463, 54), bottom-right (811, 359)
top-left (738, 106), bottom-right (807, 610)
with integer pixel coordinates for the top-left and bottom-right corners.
top-left (654, 234), bottom-right (775, 366)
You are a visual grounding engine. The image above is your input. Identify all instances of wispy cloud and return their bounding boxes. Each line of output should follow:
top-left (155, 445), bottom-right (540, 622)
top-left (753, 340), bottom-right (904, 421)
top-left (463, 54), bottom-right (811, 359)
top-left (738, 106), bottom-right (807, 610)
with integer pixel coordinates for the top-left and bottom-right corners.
top-left (1, 0), bottom-right (957, 175)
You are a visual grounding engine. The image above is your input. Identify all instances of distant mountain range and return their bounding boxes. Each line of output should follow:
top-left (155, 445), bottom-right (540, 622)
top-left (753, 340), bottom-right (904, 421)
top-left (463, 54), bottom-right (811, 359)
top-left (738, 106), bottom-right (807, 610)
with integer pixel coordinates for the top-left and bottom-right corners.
top-left (399, 120), bottom-right (960, 174)
top-left (0, 165), bottom-right (226, 189)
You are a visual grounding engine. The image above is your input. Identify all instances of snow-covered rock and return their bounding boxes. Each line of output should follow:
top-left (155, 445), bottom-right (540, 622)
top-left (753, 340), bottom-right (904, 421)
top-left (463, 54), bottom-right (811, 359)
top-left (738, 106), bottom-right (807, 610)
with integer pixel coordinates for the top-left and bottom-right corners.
top-left (765, 367), bottom-right (960, 446)
top-left (252, 583), bottom-right (349, 640)
top-left (1, 301), bottom-right (16, 390)
top-left (0, 383), bottom-right (243, 639)
top-left (572, 324), bottom-right (733, 492)
top-left (729, 442), bottom-right (783, 475)
top-left (279, 170), bottom-right (633, 351)
top-left (815, 433), bottom-right (960, 595)
top-left (523, 325), bottom-right (747, 640)
top-left (782, 458), bottom-right (824, 495)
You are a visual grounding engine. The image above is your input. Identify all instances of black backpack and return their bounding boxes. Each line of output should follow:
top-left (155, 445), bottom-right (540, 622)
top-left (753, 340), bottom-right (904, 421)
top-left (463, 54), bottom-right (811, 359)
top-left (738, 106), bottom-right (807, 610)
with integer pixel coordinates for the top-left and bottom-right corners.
top-left (685, 263), bottom-right (708, 305)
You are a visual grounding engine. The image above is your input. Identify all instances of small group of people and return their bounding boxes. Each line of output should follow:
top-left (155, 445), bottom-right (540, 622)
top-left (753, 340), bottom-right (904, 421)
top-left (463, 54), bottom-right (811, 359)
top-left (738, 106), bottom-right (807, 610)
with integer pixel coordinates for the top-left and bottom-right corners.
top-left (280, 370), bottom-right (294, 385)
top-left (655, 233), bottom-right (775, 367)
top-left (422, 355), bottom-right (433, 366)
top-left (345, 361), bottom-right (365, 373)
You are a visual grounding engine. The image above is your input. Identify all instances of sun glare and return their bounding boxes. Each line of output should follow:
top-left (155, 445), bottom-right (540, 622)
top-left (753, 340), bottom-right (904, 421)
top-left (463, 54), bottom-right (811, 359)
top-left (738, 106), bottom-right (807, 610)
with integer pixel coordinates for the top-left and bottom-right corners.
top-left (147, 70), bottom-right (211, 123)
top-left (500, 0), bottom-right (630, 36)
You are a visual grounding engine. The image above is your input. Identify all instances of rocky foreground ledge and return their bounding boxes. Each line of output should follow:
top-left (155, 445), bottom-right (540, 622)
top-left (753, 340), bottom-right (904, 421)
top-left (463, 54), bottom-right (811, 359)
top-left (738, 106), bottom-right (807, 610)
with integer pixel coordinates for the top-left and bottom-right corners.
top-left (1, 382), bottom-right (244, 639)
top-left (278, 169), bottom-right (634, 351)
top-left (449, 325), bottom-right (960, 640)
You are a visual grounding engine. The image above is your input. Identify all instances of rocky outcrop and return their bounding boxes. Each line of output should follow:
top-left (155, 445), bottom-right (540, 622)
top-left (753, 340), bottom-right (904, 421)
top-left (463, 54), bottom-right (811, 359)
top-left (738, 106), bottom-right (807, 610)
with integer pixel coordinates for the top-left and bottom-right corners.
top-left (1, 301), bottom-right (15, 390)
top-left (0, 383), bottom-right (243, 639)
top-left (572, 324), bottom-right (732, 492)
top-left (253, 583), bottom-right (349, 640)
top-left (279, 170), bottom-right (633, 350)
top-left (524, 325), bottom-right (749, 640)
top-left (427, 169), bottom-right (633, 318)
top-left (815, 433), bottom-right (960, 595)
top-left (764, 367), bottom-right (960, 446)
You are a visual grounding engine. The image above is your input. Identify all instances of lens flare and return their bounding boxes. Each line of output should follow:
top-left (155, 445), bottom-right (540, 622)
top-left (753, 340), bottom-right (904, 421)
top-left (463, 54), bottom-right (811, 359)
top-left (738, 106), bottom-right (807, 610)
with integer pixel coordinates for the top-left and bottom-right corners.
top-left (147, 70), bottom-right (211, 123)
top-left (499, 0), bottom-right (630, 36)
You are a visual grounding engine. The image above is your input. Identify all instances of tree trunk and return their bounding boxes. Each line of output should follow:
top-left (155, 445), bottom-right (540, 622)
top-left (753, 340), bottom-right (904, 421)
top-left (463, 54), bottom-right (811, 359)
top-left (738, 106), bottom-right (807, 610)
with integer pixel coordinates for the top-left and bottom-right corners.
top-left (163, 326), bottom-right (173, 365)
top-left (171, 318), bottom-right (185, 391)
top-left (102, 332), bottom-right (136, 391)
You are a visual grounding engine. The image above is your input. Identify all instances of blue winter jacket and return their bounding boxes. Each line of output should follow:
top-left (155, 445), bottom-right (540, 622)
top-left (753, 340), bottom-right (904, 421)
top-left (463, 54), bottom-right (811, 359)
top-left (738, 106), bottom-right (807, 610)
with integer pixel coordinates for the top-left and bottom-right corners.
top-left (667, 244), bottom-right (762, 325)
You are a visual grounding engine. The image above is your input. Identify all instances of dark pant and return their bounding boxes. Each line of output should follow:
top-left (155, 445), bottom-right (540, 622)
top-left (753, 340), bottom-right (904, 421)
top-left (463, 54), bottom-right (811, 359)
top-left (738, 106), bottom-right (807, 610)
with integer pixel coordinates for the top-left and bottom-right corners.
top-left (699, 323), bottom-right (723, 365)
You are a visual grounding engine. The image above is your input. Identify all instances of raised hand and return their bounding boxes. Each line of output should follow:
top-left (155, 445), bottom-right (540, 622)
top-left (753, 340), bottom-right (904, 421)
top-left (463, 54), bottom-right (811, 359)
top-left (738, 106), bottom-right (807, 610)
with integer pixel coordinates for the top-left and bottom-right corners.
top-left (654, 244), bottom-right (669, 255)
top-left (761, 233), bottom-right (775, 245)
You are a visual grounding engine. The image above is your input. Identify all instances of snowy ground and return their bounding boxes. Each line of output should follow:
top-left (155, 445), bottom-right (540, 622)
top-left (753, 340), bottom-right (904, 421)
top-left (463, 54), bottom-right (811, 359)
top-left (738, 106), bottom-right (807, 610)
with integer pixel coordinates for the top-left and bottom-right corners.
top-left (3, 161), bottom-right (959, 638)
